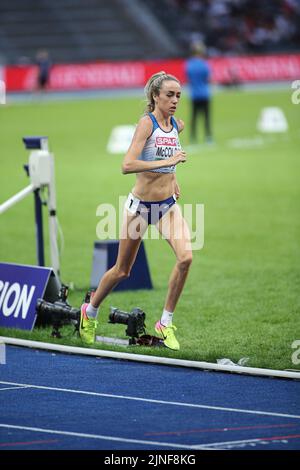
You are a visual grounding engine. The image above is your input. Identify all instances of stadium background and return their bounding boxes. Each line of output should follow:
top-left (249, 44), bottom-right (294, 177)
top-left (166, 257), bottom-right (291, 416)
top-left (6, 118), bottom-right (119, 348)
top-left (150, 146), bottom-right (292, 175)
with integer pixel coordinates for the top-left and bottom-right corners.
top-left (0, 0), bottom-right (300, 371)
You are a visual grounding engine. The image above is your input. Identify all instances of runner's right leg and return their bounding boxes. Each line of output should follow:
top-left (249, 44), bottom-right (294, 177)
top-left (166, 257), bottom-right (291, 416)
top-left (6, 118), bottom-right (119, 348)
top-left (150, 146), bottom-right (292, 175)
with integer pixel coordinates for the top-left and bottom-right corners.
top-left (79, 210), bottom-right (148, 344)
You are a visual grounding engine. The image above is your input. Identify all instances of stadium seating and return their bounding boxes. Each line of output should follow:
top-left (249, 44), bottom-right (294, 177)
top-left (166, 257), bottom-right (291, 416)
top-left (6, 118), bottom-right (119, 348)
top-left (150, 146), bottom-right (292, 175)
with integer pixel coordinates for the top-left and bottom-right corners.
top-left (0, 0), bottom-right (299, 65)
top-left (0, 0), bottom-right (178, 64)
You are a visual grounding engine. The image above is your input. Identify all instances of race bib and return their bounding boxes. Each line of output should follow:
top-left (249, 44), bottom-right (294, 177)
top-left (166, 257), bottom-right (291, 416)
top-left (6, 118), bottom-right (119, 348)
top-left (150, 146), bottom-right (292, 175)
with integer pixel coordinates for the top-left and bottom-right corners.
top-left (125, 193), bottom-right (140, 215)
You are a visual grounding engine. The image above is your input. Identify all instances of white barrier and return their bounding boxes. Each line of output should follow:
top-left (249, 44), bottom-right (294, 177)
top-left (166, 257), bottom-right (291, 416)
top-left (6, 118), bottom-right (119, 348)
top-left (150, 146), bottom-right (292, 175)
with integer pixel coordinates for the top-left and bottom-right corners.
top-left (0, 184), bottom-right (35, 214)
top-left (1, 336), bottom-right (299, 380)
top-left (0, 137), bottom-right (60, 279)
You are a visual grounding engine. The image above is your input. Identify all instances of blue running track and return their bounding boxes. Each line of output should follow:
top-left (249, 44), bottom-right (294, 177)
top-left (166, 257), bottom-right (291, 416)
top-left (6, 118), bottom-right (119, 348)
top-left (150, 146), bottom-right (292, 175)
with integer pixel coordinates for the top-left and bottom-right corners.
top-left (0, 346), bottom-right (299, 450)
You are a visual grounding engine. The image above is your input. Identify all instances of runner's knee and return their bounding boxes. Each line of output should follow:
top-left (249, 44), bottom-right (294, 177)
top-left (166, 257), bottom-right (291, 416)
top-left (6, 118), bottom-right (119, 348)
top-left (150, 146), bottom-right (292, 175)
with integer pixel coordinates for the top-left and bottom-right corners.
top-left (177, 252), bottom-right (193, 271)
top-left (114, 265), bottom-right (131, 280)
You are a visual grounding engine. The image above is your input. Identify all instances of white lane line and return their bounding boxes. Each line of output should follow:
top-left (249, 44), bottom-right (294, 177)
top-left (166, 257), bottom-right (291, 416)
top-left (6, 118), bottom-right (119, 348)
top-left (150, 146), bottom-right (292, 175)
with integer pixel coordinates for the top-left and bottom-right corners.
top-left (1, 380), bottom-right (299, 420)
top-left (0, 423), bottom-right (207, 450)
top-left (192, 434), bottom-right (297, 449)
top-left (0, 386), bottom-right (29, 392)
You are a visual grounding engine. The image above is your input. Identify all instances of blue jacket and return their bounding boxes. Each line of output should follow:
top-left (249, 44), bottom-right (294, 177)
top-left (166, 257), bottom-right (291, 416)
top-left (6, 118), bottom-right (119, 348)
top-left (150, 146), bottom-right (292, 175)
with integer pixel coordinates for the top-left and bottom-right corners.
top-left (185, 57), bottom-right (211, 100)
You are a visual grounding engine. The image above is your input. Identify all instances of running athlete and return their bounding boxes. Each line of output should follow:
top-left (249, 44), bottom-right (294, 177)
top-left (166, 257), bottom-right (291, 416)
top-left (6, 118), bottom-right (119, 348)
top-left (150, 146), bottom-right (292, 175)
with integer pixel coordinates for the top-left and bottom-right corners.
top-left (80, 71), bottom-right (192, 350)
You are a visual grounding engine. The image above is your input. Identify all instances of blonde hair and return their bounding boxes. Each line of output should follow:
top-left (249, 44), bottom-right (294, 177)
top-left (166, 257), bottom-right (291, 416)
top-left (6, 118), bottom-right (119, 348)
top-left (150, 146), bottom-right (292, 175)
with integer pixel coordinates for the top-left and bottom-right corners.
top-left (144, 71), bottom-right (180, 113)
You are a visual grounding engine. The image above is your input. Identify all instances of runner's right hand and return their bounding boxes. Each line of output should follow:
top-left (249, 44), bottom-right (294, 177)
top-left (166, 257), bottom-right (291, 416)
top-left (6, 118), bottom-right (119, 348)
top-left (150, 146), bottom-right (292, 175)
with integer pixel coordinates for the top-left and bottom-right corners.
top-left (170, 150), bottom-right (187, 166)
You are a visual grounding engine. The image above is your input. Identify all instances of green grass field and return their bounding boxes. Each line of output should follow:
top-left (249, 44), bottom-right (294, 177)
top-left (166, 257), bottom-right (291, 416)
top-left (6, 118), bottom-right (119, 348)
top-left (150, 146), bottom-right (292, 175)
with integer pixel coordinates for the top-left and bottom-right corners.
top-left (0, 86), bottom-right (300, 370)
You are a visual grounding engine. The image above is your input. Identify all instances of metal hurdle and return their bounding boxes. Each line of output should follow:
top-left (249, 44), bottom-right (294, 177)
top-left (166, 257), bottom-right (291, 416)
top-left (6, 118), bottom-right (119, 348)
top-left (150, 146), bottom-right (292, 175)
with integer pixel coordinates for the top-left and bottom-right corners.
top-left (0, 137), bottom-right (60, 280)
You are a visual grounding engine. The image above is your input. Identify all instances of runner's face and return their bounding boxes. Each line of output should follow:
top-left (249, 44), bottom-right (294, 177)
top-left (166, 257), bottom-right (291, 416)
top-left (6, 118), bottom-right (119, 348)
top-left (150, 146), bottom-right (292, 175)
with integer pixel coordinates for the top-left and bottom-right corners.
top-left (154, 80), bottom-right (181, 115)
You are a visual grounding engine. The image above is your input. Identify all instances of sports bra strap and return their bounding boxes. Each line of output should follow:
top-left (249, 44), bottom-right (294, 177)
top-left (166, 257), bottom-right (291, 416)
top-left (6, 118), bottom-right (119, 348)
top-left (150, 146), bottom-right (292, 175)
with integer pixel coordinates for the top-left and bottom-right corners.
top-left (148, 113), bottom-right (159, 134)
top-left (171, 116), bottom-right (179, 132)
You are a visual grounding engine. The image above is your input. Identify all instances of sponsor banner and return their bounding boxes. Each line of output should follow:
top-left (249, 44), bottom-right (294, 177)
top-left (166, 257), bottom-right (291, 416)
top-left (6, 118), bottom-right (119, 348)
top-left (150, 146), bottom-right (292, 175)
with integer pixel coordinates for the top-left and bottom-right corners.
top-left (144, 59), bottom-right (186, 84)
top-left (0, 263), bottom-right (52, 330)
top-left (5, 54), bottom-right (300, 92)
top-left (50, 61), bottom-right (145, 90)
top-left (210, 54), bottom-right (300, 83)
top-left (155, 136), bottom-right (178, 146)
top-left (144, 54), bottom-right (300, 84)
top-left (6, 61), bottom-right (145, 92)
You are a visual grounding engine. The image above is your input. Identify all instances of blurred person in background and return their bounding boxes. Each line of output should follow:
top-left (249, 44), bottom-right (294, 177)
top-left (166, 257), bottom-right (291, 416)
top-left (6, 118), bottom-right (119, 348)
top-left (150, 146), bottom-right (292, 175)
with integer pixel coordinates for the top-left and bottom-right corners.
top-left (35, 49), bottom-right (52, 92)
top-left (185, 41), bottom-right (213, 144)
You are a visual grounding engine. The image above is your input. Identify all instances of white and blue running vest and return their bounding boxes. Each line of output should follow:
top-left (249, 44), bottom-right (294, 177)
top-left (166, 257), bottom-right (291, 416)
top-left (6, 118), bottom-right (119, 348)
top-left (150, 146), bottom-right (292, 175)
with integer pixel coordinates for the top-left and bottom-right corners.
top-left (139, 113), bottom-right (181, 173)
